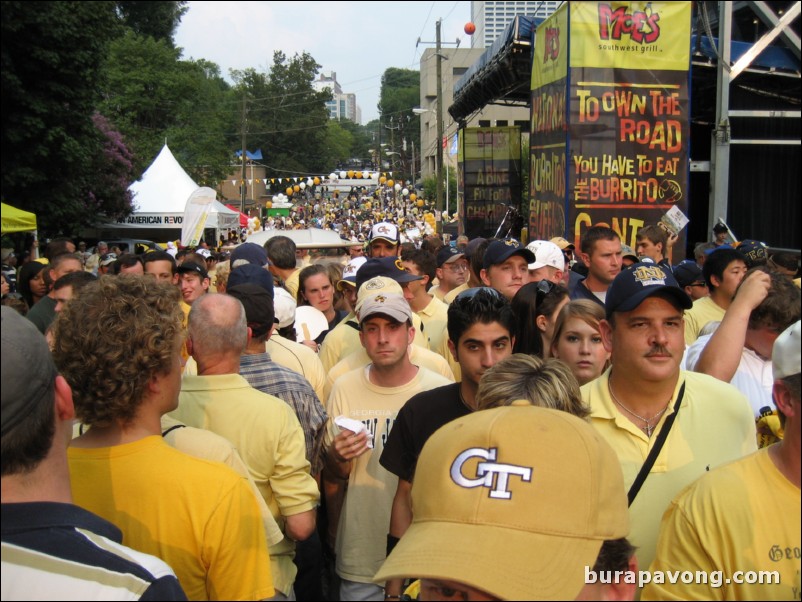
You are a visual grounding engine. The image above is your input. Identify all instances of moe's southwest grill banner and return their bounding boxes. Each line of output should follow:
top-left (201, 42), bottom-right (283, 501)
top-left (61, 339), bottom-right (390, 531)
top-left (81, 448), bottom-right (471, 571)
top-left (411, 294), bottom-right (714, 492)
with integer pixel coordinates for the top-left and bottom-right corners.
top-left (459, 127), bottom-right (522, 239)
top-left (530, 4), bottom-right (569, 242)
top-left (529, 1), bottom-right (691, 249)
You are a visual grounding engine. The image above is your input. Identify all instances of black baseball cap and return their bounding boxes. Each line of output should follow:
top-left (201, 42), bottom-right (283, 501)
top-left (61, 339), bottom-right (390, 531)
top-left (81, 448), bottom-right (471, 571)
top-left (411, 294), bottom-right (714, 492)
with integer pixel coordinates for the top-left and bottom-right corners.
top-left (356, 257), bottom-right (422, 290)
top-left (605, 262), bottom-right (692, 319)
top-left (736, 239), bottom-right (768, 267)
top-left (227, 263), bottom-right (274, 297)
top-left (482, 240), bottom-right (535, 271)
top-left (177, 261), bottom-right (209, 280)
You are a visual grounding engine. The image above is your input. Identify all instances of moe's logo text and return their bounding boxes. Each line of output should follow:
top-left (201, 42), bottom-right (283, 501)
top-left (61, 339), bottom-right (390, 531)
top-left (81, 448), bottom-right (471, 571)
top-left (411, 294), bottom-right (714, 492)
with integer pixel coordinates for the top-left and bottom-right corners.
top-left (543, 26), bottom-right (560, 62)
top-left (450, 447), bottom-right (532, 500)
top-left (598, 4), bottom-right (661, 44)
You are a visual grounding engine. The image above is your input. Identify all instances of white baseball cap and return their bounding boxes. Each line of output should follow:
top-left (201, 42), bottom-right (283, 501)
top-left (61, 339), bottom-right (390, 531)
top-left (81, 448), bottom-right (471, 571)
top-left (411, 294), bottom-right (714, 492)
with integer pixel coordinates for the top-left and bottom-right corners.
top-left (773, 320), bottom-right (801, 380)
top-left (526, 240), bottom-right (565, 271)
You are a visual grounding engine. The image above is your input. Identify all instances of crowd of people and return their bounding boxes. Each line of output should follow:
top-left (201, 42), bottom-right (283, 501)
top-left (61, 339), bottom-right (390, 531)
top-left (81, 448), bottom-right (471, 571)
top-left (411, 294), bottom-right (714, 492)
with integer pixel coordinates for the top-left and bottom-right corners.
top-left (2, 211), bottom-right (800, 601)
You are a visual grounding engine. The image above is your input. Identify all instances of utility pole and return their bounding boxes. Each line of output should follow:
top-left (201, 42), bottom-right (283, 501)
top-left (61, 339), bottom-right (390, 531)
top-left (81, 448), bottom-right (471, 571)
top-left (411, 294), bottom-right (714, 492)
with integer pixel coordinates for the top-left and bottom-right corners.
top-left (240, 93), bottom-right (248, 214)
top-left (435, 19), bottom-right (444, 223)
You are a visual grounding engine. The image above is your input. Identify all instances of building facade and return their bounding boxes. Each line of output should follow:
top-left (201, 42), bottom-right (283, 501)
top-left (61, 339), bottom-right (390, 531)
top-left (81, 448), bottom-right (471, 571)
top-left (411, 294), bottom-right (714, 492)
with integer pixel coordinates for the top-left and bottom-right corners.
top-left (470, 0), bottom-right (560, 48)
top-left (313, 71), bottom-right (362, 124)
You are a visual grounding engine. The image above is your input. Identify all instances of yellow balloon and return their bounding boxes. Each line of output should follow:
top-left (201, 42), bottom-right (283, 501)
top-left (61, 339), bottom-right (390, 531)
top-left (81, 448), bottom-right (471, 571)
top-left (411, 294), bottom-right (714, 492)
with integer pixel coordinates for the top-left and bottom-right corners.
top-left (416, 199), bottom-right (424, 207)
top-left (293, 185), bottom-right (300, 193)
top-left (409, 193), bottom-right (417, 202)
top-left (386, 179), bottom-right (394, 188)
top-left (355, 171), bottom-right (363, 179)
top-left (286, 187), bottom-right (293, 196)
top-left (266, 201), bottom-right (272, 209)
top-left (347, 170), bottom-right (354, 179)
top-left (313, 177), bottom-right (321, 185)
top-left (379, 176), bottom-right (387, 184)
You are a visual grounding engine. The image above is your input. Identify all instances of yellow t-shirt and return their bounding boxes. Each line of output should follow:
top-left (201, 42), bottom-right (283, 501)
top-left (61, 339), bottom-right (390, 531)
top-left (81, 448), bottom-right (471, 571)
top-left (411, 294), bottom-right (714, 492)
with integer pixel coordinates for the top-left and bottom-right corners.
top-left (581, 369), bottom-right (757, 573)
top-left (325, 345), bottom-right (456, 401)
top-left (68, 436), bottom-right (274, 601)
top-left (443, 282), bottom-right (470, 304)
top-left (173, 374), bottom-right (320, 596)
top-left (643, 447), bottom-right (800, 601)
top-left (684, 295), bottom-right (726, 345)
top-left (417, 295), bottom-right (449, 356)
top-left (324, 366), bottom-right (452, 583)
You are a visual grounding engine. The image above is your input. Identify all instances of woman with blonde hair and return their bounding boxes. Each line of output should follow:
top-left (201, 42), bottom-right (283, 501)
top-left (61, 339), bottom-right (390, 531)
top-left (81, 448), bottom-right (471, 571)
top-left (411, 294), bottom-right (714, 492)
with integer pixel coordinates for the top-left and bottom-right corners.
top-left (475, 353), bottom-right (590, 419)
top-left (550, 300), bottom-right (611, 386)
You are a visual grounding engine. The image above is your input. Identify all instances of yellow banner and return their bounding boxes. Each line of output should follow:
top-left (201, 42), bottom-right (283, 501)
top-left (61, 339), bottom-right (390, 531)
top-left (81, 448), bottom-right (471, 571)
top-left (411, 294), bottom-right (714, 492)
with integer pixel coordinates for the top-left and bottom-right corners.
top-left (532, 4), bottom-right (568, 88)
top-left (570, 1), bottom-right (691, 70)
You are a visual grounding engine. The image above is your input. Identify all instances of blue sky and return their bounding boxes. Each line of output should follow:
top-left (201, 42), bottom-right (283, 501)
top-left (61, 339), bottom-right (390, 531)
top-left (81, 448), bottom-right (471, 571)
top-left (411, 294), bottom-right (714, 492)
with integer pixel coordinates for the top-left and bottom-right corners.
top-left (174, 1), bottom-right (472, 123)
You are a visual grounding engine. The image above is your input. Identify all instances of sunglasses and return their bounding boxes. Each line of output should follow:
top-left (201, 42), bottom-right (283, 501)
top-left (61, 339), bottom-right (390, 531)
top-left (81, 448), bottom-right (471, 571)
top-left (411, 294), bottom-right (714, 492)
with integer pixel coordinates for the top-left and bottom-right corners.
top-left (535, 279), bottom-right (556, 304)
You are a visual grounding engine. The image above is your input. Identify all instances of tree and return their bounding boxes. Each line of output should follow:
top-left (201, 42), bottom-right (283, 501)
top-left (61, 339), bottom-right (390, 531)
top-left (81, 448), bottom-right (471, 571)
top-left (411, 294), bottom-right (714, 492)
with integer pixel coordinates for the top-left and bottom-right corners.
top-left (87, 113), bottom-right (135, 220)
top-left (99, 31), bottom-right (234, 183)
top-left (232, 51), bottom-right (332, 178)
top-left (115, 1), bottom-right (188, 46)
top-left (378, 68), bottom-right (421, 181)
top-left (1, 1), bottom-right (122, 235)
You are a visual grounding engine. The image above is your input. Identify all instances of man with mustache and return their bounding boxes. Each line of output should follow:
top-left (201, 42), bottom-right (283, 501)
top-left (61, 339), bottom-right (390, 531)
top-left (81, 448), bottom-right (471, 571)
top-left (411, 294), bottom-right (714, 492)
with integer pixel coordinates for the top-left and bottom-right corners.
top-left (580, 262), bottom-right (757, 576)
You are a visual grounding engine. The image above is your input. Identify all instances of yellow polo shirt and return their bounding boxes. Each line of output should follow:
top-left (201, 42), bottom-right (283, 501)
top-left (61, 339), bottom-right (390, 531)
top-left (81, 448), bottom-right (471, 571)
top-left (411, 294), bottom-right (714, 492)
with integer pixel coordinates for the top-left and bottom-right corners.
top-left (417, 295), bottom-right (449, 357)
top-left (683, 295), bottom-right (726, 345)
top-left (581, 369), bottom-right (757, 572)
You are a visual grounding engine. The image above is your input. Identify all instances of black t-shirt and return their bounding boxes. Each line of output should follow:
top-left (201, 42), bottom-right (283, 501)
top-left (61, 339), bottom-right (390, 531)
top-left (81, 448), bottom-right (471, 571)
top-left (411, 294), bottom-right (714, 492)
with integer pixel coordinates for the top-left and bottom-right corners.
top-left (379, 382), bottom-right (469, 482)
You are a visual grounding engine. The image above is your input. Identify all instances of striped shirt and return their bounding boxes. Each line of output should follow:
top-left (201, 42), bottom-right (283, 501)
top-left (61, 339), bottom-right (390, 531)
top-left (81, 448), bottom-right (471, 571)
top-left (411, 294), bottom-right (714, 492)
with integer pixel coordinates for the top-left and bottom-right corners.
top-left (1, 502), bottom-right (186, 601)
top-left (240, 351), bottom-right (328, 474)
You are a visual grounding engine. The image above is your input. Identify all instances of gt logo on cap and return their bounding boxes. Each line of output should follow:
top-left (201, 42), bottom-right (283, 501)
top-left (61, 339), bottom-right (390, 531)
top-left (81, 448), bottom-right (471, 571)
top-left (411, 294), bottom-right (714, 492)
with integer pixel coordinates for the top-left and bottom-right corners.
top-left (377, 225), bottom-right (391, 234)
top-left (451, 447), bottom-right (532, 499)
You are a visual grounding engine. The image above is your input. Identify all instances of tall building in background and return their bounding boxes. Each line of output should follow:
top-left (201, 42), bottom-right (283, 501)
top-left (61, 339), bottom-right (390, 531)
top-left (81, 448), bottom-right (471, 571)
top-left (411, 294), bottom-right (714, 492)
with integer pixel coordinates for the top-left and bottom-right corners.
top-left (471, 0), bottom-right (561, 47)
top-left (313, 71), bottom-right (362, 124)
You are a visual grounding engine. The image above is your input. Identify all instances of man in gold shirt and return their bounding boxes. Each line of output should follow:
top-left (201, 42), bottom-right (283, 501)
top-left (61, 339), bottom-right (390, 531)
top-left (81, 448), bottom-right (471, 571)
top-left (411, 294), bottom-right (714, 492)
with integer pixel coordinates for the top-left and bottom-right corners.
top-left (644, 321), bottom-right (800, 601)
top-left (581, 262), bottom-right (757, 575)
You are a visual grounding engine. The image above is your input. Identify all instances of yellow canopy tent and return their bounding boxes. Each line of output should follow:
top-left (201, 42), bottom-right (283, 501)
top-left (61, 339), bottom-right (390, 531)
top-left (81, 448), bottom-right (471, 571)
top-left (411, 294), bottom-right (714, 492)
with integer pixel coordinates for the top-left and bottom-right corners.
top-left (1, 202), bottom-right (37, 234)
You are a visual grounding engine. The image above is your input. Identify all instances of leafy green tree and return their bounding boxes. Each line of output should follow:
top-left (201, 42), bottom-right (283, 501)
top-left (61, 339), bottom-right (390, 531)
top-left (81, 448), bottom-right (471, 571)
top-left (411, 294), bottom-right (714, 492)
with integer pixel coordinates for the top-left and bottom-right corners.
top-left (99, 31), bottom-right (234, 182)
top-left (115, 1), bottom-right (188, 46)
top-left (232, 51), bottom-right (332, 178)
top-left (1, 1), bottom-right (123, 235)
top-left (378, 68), bottom-right (421, 181)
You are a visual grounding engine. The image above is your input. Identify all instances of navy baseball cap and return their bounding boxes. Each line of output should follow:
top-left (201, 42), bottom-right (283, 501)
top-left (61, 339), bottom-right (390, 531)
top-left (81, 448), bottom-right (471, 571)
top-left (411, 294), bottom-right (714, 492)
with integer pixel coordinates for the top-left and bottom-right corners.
top-left (673, 261), bottom-right (704, 288)
top-left (231, 242), bottom-right (268, 267)
top-left (356, 257), bottom-right (422, 290)
top-left (227, 263), bottom-right (274, 297)
top-left (436, 246), bottom-right (465, 268)
top-left (605, 262), bottom-right (692, 319)
top-left (482, 240), bottom-right (535, 271)
top-left (736, 239), bottom-right (768, 267)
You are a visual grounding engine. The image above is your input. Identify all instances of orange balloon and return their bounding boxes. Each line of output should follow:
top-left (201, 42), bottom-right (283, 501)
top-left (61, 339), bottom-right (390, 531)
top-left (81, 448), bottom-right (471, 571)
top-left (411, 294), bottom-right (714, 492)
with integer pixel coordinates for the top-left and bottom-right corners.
top-left (286, 187), bottom-right (293, 196)
top-left (464, 22), bottom-right (476, 35)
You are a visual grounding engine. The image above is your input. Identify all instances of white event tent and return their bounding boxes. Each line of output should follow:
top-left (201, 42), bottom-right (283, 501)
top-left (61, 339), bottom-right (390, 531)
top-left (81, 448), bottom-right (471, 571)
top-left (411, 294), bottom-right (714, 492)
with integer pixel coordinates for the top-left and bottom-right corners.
top-left (112, 144), bottom-right (238, 231)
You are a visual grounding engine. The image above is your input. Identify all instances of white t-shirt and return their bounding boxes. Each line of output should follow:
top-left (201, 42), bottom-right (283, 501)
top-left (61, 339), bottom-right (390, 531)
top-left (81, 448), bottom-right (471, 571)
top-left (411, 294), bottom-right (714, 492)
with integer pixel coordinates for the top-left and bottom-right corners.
top-left (686, 334), bottom-right (773, 417)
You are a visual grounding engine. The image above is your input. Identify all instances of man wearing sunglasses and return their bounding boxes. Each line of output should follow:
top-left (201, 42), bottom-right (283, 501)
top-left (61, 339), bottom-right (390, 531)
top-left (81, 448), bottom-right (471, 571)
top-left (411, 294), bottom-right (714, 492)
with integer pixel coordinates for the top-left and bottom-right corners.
top-left (430, 246), bottom-right (470, 304)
